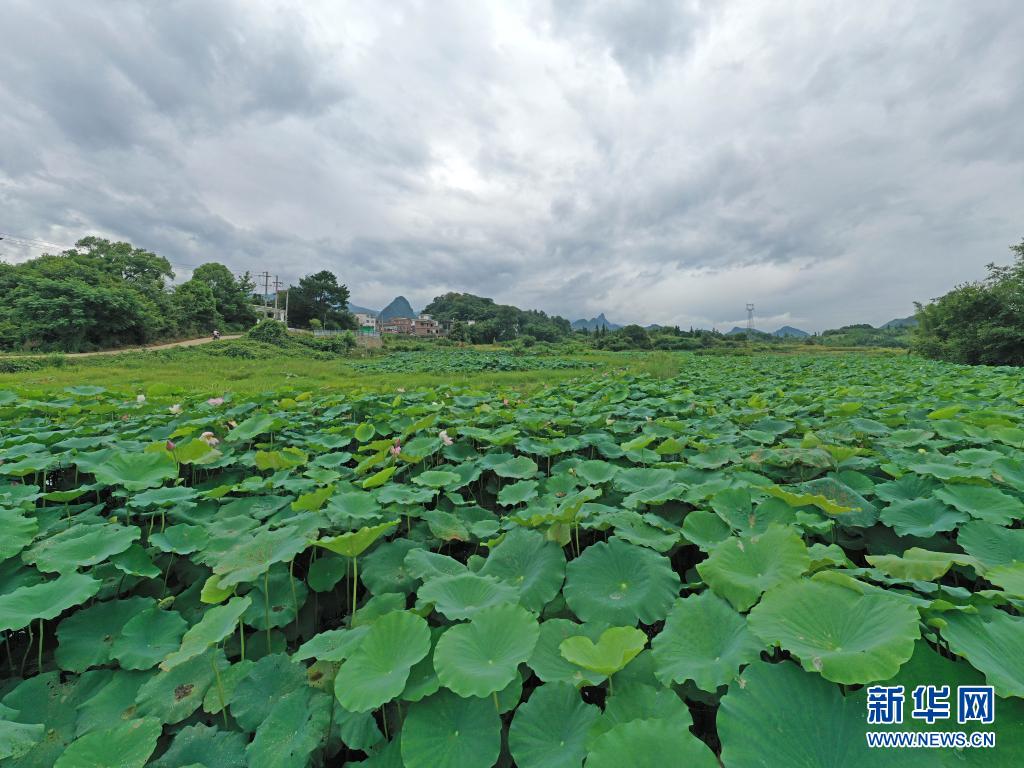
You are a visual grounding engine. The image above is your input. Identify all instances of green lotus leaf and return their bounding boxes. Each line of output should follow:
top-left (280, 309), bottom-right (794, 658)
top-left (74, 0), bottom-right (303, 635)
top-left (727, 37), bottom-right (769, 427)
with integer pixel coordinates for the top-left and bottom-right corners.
top-left (361, 539), bottom-right (421, 595)
top-left (202, 660), bottom-right (254, 715)
top-left (763, 485), bottom-right (854, 515)
top-left (0, 571), bottom-right (101, 632)
top-left (110, 606), bottom-right (190, 671)
top-left (479, 528), bottom-right (565, 611)
top-left (312, 520), bottom-right (398, 558)
top-left (246, 686), bottom-right (332, 768)
top-left (412, 470), bottom-right (462, 489)
top-left (748, 578), bottom-right (920, 684)
top-left (85, 450), bottom-right (178, 490)
top-left (229, 653), bottom-right (308, 730)
top-left (434, 603), bottom-right (539, 697)
top-left (559, 626), bottom-right (646, 677)
top-left (200, 574), bottom-right (235, 604)
top-left (254, 447), bottom-right (307, 471)
top-left (294, 627), bottom-right (369, 663)
top-left (287, 486), bottom-right (331, 515)
top-left (326, 490), bottom-right (382, 526)
top-left (934, 484), bottom-right (1024, 525)
top-left (0, 508), bottom-right (37, 561)
top-left (696, 524), bottom-right (810, 611)
top-left (493, 456), bottom-right (538, 479)
top-left (55, 596), bottom-right (154, 672)
top-left (718, 660), bottom-right (885, 768)
top-left (587, 718), bottom-right (719, 768)
top-left (149, 524), bottom-right (209, 555)
top-left (148, 723), bottom-right (248, 768)
top-left (588, 682), bottom-right (692, 746)
top-left (401, 626), bottom-right (444, 703)
top-left (161, 596), bottom-right (252, 670)
top-left (984, 563), bottom-right (1024, 595)
top-left (0, 718), bottom-right (43, 762)
top-left (135, 649), bottom-right (227, 724)
top-left (880, 498), bottom-right (968, 537)
top-left (242, 564), bottom-right (308, 630)
top-left (110, 543), bottom-right (161, 578)
top-left (942, 606), bottom-right (1024, 697)
top-left (54, 718), bottom-right (162, 768)
top-left (958, 520), bottom-right (1024, 569)
top-left (418, 572), bottom-right (520, 620)
top-left (563, 538), bottom-right (679, 625)
top-left (575, 460), bottom-right (619, 485)
top-left (69, 669), bottom-right (150, 738)
top-left (651, 591), bottom-right (763, 691)
top-left (866, 548), bottom-right (978, 581)
top-left (361, 466), bottom-right (396, 490)
top-left (23, 522), bottom-right (140, 573)
top-left (401, 689), bottom-right (501, 768)
top-left (529, 619), bottom-right (609, 687)
top-left (128, 485), bottom-right (199, 508)
top-left (224, 413), bottom-right (279, 443)
top-left (206, 524), bottom-right (311, 586)
top-left (334, 610), bottom-right (431, 711)
top-left (508, 682), bottom-right (599, 768)
top-left (497, 479), bottom-right (539, 506)
top-left (405, 549), bottom-right (468, 581)
top-left (681, 510), bottom-right (732, 551)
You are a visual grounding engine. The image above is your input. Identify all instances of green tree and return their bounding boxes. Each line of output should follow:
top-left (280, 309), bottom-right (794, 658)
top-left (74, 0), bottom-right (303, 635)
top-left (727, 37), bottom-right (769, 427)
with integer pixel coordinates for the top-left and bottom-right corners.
top-left (913, 238), bottom-right (1024, 365)
top-left (173, 279), bottom-right (219, 334)
top-left (287, 270), bottom-right (355, 329)
top-left (192, 263), bottom-right (257, 327)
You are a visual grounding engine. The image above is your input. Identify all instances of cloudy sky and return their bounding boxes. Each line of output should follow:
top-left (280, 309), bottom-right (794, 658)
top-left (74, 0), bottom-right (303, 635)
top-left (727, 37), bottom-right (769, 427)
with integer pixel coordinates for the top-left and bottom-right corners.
top-left (1, 1), bottom-right (1022, 331)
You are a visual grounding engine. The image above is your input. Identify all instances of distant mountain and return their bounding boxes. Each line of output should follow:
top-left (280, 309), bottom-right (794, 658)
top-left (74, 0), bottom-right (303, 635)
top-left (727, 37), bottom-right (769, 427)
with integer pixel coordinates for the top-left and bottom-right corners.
top-left (572, 313), bottom-right (621, 331)
top-left (881, 316), bottom-right (918, 329)
top-left (773, 326), bottom-right (810, 338)
top-left (349, 304), bottom-right (379, 317)
top-left (379, 296), bottom-right (417, 321)
top-left (726, 326), bottom-right (769, 335)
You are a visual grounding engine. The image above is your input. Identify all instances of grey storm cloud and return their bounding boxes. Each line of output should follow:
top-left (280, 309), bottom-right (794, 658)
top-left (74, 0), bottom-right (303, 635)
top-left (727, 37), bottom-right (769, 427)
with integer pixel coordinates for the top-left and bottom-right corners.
top-left (1, 0), bottom-right (1023, 331)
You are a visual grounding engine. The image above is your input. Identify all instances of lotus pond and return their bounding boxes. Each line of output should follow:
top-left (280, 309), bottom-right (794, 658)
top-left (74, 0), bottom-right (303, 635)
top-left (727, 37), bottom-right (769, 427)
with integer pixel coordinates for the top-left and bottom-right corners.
top-left (350, 350), bottom-right (598, 374)
top-left (1, 353), bottom-right (1023, 766)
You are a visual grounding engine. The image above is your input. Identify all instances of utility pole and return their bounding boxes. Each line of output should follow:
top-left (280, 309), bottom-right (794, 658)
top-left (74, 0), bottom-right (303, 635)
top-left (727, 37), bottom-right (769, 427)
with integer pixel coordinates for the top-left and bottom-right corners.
top-left (272, 276), bottom-right (283, 311)
top-left (257, 271), bottom-right (271, 307)
top-left (746, 303), bottom-right (755, 341)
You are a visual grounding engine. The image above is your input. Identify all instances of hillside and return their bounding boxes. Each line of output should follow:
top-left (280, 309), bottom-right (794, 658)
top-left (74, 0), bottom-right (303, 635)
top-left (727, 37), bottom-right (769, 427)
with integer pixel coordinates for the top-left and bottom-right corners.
top-left (572, 313), bottom-right (622, 331)
top-left (881, 315), bottom-right (918, 329)
top-left (773, 326), bottom-right (810, 338)
top-left (379, 296), bottom-right (417, 321)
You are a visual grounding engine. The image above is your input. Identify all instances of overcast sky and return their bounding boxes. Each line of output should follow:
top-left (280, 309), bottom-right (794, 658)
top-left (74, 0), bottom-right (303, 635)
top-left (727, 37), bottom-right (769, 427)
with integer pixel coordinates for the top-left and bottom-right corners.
top-left (1, 1), bottom-right (1022, 331)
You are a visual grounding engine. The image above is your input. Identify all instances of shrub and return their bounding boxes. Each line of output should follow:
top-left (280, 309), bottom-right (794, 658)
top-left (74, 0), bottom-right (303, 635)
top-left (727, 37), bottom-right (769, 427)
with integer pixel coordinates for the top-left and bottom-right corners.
top-left (247, 320), bottom-right (289, 345)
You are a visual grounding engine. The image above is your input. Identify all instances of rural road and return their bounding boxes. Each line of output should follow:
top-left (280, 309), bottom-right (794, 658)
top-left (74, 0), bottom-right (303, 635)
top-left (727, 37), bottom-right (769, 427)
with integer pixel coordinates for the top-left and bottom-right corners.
top-left (57, 335), bottom-right (243, 358)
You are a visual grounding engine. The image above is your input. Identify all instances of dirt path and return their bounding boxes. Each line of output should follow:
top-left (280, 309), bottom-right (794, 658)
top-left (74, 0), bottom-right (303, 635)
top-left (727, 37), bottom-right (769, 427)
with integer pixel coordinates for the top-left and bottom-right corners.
top-left (56, 335), bottom-right (243, 358)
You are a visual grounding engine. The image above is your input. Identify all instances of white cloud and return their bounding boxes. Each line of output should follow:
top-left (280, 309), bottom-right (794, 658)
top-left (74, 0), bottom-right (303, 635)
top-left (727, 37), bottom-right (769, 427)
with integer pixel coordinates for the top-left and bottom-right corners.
top-left (1, 0), bottom-right (1022, 330)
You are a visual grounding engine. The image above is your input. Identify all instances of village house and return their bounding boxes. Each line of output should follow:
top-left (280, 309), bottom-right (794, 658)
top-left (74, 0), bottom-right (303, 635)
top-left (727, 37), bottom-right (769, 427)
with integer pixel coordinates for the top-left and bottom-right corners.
top-left (380, 314), bottom-right (446, 336)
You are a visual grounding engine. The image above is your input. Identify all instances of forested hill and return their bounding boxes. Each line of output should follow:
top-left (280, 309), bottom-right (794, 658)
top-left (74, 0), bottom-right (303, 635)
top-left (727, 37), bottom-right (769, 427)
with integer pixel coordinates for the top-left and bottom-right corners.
top-left (423, 292), bottom-right (571, 343)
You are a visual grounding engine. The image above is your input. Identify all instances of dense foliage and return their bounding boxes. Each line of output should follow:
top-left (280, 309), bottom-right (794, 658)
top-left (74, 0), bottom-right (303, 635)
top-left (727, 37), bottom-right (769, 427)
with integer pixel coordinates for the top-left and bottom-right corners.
top-left (285, 271), bottom-right (357, 331)
top-left (913, 239), bottom-right (1024, 365)
top-left (425, 292), bottom-right (571, 343)
top-left (2, 352), bottom-right (1023, 765)
top-left (0, 238), bottom-right (256, 352)
top-left (351, 350), bottom-right (596, 374)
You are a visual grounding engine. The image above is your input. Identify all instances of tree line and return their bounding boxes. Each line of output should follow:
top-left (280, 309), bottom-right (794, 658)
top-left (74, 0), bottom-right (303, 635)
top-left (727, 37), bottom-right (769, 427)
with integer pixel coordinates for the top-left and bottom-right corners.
top-left (0, 237), bottom-right (357, 352)
top-left (913, 238), bottom-right (1024, 366)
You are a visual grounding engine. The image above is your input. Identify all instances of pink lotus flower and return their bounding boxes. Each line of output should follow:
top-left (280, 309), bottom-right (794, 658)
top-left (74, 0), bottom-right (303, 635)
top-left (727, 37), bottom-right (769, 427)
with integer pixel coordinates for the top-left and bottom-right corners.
top-left (200, 431), bottom-right (220, 447)
top-left (207, 397), bottom-right (224, 406)
top-left (166, 440), bottom-right (176, 451)
top-left (439, 430), bottom-right (453, 446)
top-left (390, 438), bottom-right (402, 458)
top-left (168, 404), bottom-right (182, 414)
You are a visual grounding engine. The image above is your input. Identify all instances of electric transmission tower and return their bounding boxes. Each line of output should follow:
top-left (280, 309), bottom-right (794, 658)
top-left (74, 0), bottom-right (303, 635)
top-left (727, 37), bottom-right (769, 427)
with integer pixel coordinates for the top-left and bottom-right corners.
top-left (746, 303), bottom-right (755, 341)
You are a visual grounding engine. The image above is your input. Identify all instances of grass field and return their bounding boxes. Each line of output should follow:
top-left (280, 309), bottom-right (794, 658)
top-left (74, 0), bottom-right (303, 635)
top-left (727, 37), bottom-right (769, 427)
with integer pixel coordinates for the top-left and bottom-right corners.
top-left (0, 339), bottom-right (905, 396)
